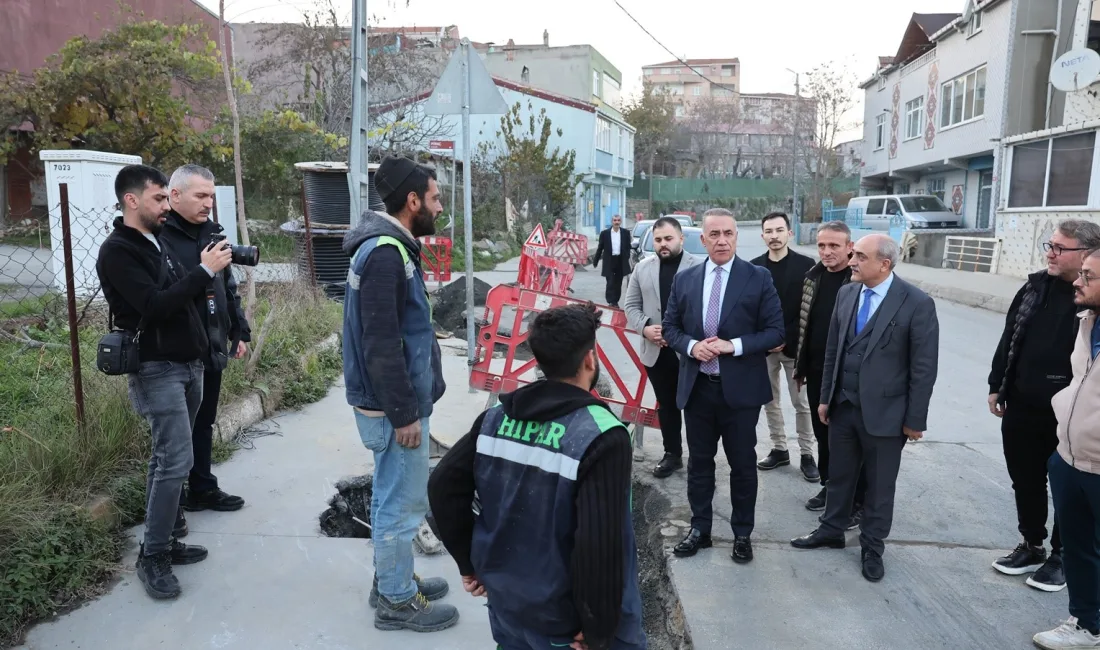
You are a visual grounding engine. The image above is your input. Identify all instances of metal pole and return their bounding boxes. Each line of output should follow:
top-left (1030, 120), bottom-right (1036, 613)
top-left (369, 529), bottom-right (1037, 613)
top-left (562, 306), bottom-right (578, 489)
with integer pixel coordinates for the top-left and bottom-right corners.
top-left (451, 153), bottom-right (457, 244)
top-left (348, 0), bottom-right (368, 226)
top-left (462, 41), bottom-right (476, 384)
top-left (59, 184), bottom-right (85, 431)
top-left (791, 73), bottom-right (800, 229)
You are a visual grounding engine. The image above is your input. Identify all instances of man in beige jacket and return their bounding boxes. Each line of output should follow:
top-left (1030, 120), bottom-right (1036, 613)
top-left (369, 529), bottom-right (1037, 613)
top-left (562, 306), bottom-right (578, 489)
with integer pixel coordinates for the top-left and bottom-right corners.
top-left (1034, 248), bottom-right (1100, 650)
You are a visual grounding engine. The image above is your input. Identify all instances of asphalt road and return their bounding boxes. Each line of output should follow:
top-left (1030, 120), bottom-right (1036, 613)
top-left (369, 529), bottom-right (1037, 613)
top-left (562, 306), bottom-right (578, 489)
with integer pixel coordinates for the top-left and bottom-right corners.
top-left (568, 222), bottom-right (1065, 650)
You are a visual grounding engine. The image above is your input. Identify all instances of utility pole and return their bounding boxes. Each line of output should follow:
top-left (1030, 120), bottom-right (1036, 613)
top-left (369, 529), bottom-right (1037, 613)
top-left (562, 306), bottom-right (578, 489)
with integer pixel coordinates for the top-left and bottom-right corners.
top-left (787, 69), bottom-right (801, 230)
top-left (348, 0), bottom-right (368, 226)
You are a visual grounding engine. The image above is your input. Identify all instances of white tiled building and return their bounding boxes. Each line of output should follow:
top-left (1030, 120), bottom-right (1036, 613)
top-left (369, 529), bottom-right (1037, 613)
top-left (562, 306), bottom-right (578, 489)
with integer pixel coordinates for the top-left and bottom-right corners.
top-left (860, 4), bottom-right (1010, 229)
top-left (995, 0), bottom-right (1100, 277)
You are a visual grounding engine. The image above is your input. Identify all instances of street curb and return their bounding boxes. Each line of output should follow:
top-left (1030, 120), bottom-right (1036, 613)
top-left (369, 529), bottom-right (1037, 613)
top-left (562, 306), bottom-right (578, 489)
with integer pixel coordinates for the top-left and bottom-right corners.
top-left (84, 331), bottom-right (341, 526)
top-left (904, 279), bottom-right (1012, 315)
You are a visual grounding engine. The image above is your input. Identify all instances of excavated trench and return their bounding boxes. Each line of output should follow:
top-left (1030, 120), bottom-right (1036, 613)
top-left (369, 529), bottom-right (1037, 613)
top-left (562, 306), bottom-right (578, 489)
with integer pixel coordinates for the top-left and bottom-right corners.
top-left (319, 474), bottom-right (689, 649)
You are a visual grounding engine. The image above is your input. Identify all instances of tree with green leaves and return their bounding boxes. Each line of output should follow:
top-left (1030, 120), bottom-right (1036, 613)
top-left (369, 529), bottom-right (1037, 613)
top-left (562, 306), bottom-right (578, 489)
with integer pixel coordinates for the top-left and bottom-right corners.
top-left (622, 82), bottom-right (676, 177)
top-left (0, 18), bottom-right (226, 168)
top-left (470, 100), bottom-right (578, 236)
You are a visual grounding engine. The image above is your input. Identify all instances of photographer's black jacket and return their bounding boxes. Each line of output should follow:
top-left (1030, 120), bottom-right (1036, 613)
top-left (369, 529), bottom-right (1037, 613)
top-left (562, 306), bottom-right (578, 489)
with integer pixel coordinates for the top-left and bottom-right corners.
top-left (96, 217), bottom-right (211, 363)
top-left (159, 211), bottom-right (251, 370)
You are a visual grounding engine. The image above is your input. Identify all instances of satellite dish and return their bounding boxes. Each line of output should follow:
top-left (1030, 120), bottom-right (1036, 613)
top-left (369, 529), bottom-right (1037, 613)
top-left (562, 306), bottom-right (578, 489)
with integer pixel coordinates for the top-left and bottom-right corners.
top-left (1050, 49), bottom-right (1100, 92)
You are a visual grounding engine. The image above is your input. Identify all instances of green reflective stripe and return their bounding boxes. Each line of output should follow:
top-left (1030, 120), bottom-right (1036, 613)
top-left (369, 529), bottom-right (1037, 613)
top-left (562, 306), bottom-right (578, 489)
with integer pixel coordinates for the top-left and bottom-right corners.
top-left (376, 235), bottom-right (410, 264)
top-left (376, 235), bottom-right (433, 320)
top-left (586, 404), bottom-right (623, 434)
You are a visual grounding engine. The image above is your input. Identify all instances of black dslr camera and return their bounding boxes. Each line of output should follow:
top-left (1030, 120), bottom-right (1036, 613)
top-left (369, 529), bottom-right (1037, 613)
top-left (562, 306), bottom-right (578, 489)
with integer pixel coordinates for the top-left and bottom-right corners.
top-left (208, 233), bottom-right (260, 267)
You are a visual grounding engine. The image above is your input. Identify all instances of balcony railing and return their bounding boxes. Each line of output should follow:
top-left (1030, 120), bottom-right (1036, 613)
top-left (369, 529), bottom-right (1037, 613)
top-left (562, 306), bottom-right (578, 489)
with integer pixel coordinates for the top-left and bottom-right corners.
top-left (900, 47), bottom-right (937, 79)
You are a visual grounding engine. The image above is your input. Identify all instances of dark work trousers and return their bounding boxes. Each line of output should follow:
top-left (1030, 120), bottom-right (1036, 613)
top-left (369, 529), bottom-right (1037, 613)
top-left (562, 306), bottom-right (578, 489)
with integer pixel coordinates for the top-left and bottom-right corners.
top-left (645, 347), bottom-right (682, 458)
top-left (185, 368), bottom-right (223, 496)
top-left (605, 261), bottom-right (624, 305)
top-left (1002, 401), bottom-right (1062, 552)
top-left (1050, 452), bottom-right (1100, 632)
top-left (684, 375), bottom-right (761, 538)
top-left (807, 369), bottom-right (867, 505)
top-left (819, 402), bottom-right (906, 556)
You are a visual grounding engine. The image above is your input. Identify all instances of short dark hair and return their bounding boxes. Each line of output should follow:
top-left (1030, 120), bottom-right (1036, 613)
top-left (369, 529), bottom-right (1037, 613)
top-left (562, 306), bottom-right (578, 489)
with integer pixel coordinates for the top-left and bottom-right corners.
top-left (382, 163), bottom-right (437, 215)
top-left (653, 216), bottom-right (682, 233)
top-left (761, 211), bottom-right (791, 229)
top-left (528, 303), bottom-right (601, 381)
top-left (115, 164), bottom-right (168, 206)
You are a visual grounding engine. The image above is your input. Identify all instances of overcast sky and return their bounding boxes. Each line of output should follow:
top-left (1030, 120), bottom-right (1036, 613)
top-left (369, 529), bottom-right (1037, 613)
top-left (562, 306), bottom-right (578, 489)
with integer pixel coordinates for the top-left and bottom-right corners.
top-left (200, 0), bottom-right (968, 142)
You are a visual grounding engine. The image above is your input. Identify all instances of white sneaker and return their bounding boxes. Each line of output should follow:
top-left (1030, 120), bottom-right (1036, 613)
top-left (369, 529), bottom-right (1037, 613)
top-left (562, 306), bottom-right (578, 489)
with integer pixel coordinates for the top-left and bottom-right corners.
top-left (1034, 618), bottom-right (1100, 649)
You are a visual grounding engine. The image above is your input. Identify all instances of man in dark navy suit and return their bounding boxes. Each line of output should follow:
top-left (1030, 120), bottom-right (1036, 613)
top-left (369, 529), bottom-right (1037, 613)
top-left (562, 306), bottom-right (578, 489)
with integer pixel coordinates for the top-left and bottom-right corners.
top-left (662, 208), bottom-right (785, 564)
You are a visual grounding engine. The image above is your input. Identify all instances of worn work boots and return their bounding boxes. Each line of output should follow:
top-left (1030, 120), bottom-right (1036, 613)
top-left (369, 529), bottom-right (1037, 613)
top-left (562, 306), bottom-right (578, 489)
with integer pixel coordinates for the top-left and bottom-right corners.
top-left (368, 573), bottom-right (449, 608)
top-left (374, 591), bottom-right (460, 633)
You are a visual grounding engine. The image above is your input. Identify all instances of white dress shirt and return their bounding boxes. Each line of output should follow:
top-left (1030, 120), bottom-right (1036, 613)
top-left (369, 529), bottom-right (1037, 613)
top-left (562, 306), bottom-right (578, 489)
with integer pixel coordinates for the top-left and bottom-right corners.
top-left (611, 228), bottom-right (622, 256)
top-left (688, 257), bottom-right (743, 367)
top-left (858, 272), bottom-right (895, 321)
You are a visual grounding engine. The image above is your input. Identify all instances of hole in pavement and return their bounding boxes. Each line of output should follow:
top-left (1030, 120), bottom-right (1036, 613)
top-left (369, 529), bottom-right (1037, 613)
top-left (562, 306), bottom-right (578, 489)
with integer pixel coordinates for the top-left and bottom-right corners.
top-left (320, 475), bottom-right (689, 648)
top-left (319, 472), bottom-right (441, 541)
top-left (633, 480), bottom-right (692, 649)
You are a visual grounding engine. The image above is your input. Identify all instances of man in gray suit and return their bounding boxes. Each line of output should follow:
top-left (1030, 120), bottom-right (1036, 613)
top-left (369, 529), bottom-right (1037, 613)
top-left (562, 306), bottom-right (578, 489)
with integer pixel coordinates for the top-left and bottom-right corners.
top-left (790, 233), bottom-right (939, 583)
top-left (624, 217), bottom-right (700, 478)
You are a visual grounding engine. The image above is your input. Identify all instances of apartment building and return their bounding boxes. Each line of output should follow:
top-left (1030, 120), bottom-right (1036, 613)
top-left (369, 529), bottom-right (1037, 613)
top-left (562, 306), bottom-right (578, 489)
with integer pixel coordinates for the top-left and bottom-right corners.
top-left (995, 0), bottom-right (1100, 278)
top-left (641, 58), bottom-right (740, 117)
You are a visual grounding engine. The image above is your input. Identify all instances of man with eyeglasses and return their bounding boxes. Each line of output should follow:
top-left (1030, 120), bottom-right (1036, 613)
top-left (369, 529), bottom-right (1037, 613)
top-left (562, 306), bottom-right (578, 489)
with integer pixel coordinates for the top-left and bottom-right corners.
top-left (989, 219), bottom-right (1100, 593)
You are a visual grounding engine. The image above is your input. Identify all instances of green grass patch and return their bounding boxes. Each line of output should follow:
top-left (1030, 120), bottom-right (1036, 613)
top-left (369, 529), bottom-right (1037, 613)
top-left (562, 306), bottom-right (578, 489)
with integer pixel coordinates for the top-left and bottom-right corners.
top-left (252, 231), bottom-right (296, 263)
top-left (0, 229), bottom-right (50, 249)
top-left (0, 281), bottom-right (341, 646)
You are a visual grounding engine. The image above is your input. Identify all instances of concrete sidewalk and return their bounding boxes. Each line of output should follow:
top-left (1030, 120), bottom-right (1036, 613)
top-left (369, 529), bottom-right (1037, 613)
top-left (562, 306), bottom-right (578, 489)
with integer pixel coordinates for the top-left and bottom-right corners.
top-left (17, 355), bottom-right (492, 650)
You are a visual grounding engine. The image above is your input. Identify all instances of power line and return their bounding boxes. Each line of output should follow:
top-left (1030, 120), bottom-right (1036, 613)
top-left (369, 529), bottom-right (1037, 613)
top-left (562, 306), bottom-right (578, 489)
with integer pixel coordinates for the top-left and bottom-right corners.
top-left (610, 0), bottom-right (739, 93)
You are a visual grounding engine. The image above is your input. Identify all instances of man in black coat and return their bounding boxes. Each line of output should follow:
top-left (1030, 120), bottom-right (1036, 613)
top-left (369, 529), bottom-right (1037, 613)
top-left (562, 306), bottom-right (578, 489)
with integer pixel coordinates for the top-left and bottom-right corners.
top-left (160, 165), bottom-right (250, 519)
top-left (592, 214), bottom-right (632, 307)
top-left (751, 212), bottom-right (818, 480)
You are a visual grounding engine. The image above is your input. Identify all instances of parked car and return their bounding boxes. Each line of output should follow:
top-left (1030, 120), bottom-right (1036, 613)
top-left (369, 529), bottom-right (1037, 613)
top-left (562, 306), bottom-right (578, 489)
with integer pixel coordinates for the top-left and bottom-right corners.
top-left (636, 226), bottom-right (708, 265)
top-left (660, 214), bottom-right (695, 228)
top-left (847, 194), bottom-right (962, 230)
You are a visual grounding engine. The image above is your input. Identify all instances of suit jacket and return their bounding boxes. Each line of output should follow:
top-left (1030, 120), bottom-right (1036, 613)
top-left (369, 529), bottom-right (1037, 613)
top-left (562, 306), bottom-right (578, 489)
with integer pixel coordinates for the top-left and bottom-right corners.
top-left (662, 256), bottom-right (785, 410)
top-left (623, 252), bottom-right (701, 367)
top-left (593, 228), bottom-right (632, 278)
top-left (820, 275), bottom-right (940, 436)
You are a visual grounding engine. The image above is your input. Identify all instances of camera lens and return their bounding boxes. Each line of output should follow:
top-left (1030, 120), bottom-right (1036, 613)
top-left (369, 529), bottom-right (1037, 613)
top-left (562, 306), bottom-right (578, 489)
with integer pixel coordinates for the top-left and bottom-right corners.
top-left (231, 244), bottom-right (260, 267)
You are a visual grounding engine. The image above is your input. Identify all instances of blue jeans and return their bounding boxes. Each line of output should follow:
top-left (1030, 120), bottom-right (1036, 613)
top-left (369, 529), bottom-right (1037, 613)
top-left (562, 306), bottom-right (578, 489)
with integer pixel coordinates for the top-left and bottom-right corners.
top-left (1050, 452), bottom-right (1100, 631)
top-left (354, 411), bottom-right (430, 603)
top-left (128, 360), bottom-right (204, 555)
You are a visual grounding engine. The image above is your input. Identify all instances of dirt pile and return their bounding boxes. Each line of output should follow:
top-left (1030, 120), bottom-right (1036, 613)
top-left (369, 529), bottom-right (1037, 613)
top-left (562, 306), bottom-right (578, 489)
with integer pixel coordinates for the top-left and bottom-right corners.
top-left (431, 276), bottom-right (492, 339)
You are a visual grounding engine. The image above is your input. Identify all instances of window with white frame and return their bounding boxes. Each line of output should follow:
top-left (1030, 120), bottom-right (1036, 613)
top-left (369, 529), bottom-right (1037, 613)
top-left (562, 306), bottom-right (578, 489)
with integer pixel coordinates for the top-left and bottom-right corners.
top-left (874, 113), bottom-right (886, 150)
top-left (967, 11), bottom-right (983, 37)
top-left (693, 86), bottom-right (701, 96)
top-left (603, 74), bottom-right (621, 107)
top-left (878, 76), bottom-right (886, 91)
top-left (904, 97), bottom-right (924, 140)
top-left (674, 106), bottom-right (684, 117)
top-left (644, 68), bottom-right (654, 76)
top-left (927, 178), bottom-right (946, 202)
top-left (596, 118), bottom-right (612, 152)
top-left (592, 70), bottom-right (600, 97)
top-left (940, 66), bottom-right (987, 128)
top-left (1008, 131), bottom-right (1097, 208)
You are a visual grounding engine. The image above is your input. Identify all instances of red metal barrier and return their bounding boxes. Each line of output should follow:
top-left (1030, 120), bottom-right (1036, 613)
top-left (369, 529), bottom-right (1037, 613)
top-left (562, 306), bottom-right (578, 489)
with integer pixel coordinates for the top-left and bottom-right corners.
top-left (545, 219), bottom-right (589, 266)
top-left (419, 236), bottom-right (452, 282)
top-left (469, 284), bottom-right (659, 428)
top-left (516, 250), bottom-right (575, 296)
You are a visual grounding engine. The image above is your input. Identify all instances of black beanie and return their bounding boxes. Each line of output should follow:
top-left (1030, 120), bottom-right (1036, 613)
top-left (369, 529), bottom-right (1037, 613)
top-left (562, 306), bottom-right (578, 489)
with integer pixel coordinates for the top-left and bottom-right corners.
top-left (374, 156), bottom-right (418, 201)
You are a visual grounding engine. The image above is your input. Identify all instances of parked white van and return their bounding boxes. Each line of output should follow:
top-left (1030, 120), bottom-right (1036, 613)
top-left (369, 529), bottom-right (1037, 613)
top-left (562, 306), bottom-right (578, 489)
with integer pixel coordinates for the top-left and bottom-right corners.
top-left (846, 195), bottom-right (962, 230)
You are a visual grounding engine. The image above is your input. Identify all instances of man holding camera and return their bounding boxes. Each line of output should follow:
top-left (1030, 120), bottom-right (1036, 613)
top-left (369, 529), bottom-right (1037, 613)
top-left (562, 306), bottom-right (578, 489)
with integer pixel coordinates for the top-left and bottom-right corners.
top-left (97, 164), bottom-right (232, 599)
top-left (161, 164), bottom-right (250, 518)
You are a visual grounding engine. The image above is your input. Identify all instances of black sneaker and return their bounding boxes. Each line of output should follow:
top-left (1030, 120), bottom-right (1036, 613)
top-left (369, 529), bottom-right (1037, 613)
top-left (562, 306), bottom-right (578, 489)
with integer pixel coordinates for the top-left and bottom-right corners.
top-left (847, 508), bottom-right (863, 531)
top-left (653, 454), bottom-right (683, 479)
top-left (369, 573), bottom-right (449, 608)
top-left (136, 545), bottom-right (181, 599)
top-left (805, 487), bottom-right (827, 511)
top-left (374, 592), bottom-right (460, 632)
top-left (1027, 553), bottom-right (1067, 592)
top-left (169, 538), bottom-right (209, 565)
top-left (172, 507), bottom-right (188, 539)
top-left (993, 542), bottom-right (1047, 576)
top-left (182, 488), bottom-right (245, 512)
top-left (800, 455), bottom-right (820, 482)
top-left (757, 449), bottom-right (790, 471)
